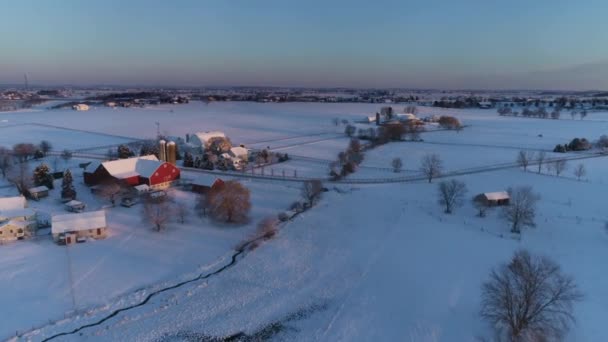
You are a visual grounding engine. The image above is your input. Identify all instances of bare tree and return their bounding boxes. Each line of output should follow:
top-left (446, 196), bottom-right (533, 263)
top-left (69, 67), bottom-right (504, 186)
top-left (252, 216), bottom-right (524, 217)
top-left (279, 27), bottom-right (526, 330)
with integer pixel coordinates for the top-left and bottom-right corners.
top-left (420, 153), bottom-right (443, 183)
top-left (391, 157), bottom-right (403, 173)
top-left (142, 196), bottom-right (173, 231)
top-left (12, 143), bottom-right (36, 162)
top-left (437, 179), bottom-right (467, 214)
top-left (344, 124), bottom-right (356, 137)
top-left (480, 250), bottom-right (583, 341)
top-left (97, 180), bottom-right (122, 206)
top-left (502, 186), bottom-right (539, 234)
top-left (61, 149), bottom-right (73, 165)
top-left (516, 150), bottom-right (533, 172)
top-left (7, 162), bottom-right (31, 196)
top-left (404, 105), bottom-right (418, 115)
top-left (580, 110), bottom-right (587, 120)
top-left (301, 179), bottom-right (323, 207)
top-left (331, 118), bottom-right (339, 126)
top-left (206, 180), bottom-right (251, 223)
top-left (548, 159), bottom-right (567, 176)
top-left (573, 163), bottom-right (586, 181)
top-left (535, 151), bottom-right (546, 174)
top-left (39, 140), bottom-right (52, 156)
top-left (0, 147), bottom-right (12, 179)
top-left (174, 201), bottom-right (190, 224)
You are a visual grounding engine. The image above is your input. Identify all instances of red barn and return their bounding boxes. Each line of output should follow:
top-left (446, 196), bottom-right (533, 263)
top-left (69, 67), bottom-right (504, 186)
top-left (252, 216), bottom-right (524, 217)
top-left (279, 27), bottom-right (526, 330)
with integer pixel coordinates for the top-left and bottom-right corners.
top-left (84, 155), bottom-right (180, 189)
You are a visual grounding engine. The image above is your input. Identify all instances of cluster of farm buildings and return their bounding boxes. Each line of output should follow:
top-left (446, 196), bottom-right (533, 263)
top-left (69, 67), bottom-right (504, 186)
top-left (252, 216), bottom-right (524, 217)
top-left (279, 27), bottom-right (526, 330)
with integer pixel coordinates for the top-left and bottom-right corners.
top-left (0, 133), bottom-right (241, 246)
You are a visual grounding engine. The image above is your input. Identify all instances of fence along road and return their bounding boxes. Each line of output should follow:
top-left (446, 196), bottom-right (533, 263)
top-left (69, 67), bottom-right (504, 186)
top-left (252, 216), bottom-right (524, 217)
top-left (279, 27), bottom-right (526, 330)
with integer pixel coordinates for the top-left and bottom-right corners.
top-left (52, 149), bottom-right (608, 185)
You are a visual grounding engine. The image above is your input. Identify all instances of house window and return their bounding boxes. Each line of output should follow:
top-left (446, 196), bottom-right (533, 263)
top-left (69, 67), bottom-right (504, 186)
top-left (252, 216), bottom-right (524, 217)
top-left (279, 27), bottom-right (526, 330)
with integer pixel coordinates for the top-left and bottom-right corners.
top-left (97, 228), bottom-right (102, 235)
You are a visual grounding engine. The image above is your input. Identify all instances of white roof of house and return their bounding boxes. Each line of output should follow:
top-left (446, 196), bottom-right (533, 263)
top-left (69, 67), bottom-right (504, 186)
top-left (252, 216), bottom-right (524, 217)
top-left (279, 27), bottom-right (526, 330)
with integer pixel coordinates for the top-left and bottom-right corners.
top-left (101, 155), bottom-right (161, 179)
top-left (0, 208), bottom-right (36, 220)
top-left (194, 131), bottom-right (225, 145)
top-left (29, 185), bottom-right (49, 193)
top-left (396, 113), bottom-right (417, 120)
top-left (230, 146), bottom-right (248, 157)
top-left (0, 220), bottom-right (30, 229)
top-left (52, 210), bottom-right (107, 234)
top-left (0, 196), bottom-right (26, 211)
top-left (483, 191), bottom-right (510, 201)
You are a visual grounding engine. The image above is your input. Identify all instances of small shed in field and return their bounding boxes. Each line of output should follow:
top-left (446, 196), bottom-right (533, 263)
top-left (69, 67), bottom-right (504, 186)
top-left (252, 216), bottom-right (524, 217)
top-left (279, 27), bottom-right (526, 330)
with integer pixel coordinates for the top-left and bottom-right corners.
top-left (474, 191), bottom-right (510, 206)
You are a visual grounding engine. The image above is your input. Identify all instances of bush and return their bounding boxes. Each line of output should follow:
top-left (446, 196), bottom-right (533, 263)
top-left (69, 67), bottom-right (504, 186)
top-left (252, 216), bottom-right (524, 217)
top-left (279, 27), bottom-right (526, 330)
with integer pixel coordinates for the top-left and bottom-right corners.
top-left (567, 137), bottom-right (591, 151)
top-left (438, 116), bottom-right (462, 130)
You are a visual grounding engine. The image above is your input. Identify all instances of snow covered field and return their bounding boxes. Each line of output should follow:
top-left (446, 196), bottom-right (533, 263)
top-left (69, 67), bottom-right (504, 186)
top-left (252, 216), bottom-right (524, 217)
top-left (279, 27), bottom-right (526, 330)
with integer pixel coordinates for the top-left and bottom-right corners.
top-left (2, 101), bottom-right (608, 341)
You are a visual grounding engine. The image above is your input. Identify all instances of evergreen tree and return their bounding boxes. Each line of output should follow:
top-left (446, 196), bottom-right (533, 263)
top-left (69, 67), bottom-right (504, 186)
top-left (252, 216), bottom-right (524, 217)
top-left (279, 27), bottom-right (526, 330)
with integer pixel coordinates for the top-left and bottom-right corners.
top-left (118, 144), bottom-right (135, 159)
top-left (61, 169), bottom-right (76, 199)
top-left (183, 152), bottom-right (194, 167)
top-left (33, 163), bottom-right (54, 189)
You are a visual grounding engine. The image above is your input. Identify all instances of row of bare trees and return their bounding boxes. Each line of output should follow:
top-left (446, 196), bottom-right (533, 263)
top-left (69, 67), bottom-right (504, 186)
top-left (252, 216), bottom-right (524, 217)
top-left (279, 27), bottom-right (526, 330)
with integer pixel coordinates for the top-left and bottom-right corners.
top-left (517, 150), bottom-right (586, 180)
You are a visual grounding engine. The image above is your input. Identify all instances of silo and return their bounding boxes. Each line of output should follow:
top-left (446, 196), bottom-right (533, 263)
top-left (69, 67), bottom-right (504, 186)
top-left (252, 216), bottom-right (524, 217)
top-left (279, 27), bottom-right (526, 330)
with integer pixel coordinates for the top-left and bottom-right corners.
top-left (166, 141), bottom-right (176, 165)
top-left (159, 140), bottom-right (166, 161)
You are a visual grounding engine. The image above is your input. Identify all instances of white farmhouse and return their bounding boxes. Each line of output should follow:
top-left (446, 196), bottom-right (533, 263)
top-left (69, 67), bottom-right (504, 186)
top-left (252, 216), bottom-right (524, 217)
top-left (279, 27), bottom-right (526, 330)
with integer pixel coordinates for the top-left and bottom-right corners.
top-left (51, 210), bottom-right (108, 244)
top-left (0, 196), bottom-right (37, 241)
top-left (188, 131), bottom-right (226, 153)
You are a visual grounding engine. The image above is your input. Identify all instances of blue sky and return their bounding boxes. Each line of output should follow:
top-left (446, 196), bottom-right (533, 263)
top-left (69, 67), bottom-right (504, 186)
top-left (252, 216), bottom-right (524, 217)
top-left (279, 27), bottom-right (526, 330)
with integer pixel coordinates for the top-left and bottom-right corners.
top-left (1, 0), bottom-right (607, 89)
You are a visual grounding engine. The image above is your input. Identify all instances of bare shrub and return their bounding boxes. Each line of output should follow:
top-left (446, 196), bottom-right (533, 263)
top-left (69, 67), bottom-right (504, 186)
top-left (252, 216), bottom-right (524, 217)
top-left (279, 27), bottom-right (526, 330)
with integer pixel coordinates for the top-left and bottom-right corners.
top-left (480, 250), bottom-right (582, 341)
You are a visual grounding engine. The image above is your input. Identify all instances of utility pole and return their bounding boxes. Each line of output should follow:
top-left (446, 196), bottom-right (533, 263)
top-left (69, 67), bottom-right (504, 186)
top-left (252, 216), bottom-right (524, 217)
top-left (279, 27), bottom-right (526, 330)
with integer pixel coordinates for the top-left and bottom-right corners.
top-left (155, 122), bottom-right (160, 138)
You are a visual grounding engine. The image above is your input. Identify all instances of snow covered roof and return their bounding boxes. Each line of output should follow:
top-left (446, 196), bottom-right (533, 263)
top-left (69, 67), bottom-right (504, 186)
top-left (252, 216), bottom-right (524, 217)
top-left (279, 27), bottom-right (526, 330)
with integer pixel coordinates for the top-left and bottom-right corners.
top-left (0, 220), bottom-right (30, 229)
top-left (396, 113), bottom-right (417, 120)
top-left (0, 208), bottom-right (35, 220)
top-left (193, 131), bottom-right (226, 145)
top-left (230, 146), bottom-right (248, 158)
top-left (0, 196), bottom-right (26, 211)
top-left (134, 184), bottom-right (150, 191)
top-left (483, 191), bottom-right (510, 201)
top-left (28, 186), bottom-right (49, 193)
top-left (52, 210), bottom-right (107, 234)
top-left (101, 155), bottom-right (161, 179)
top-left (64, 200), bottom-right (84, 207)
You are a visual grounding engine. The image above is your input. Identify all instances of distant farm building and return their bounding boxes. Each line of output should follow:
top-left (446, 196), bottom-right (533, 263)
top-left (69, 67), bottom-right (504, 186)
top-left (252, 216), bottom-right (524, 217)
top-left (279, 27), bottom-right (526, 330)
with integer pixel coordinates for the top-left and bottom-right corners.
top-left (395, 113), bottom-right (419, 123)
top-left (474, 191), bottom-right (510, 206)
top-left (0, 196), bottom-right (37, 241)
top-left (84, 155), bottom-right (180, 189)
top-left (478, 101), bottom-right (493, 109)
top-left (72, 104), bottom-right (90, 111)
top-left (52, 210), bottom-right (108, 244)
top-left (188, 131), bottom-right (228, 153)
top-left (191, 178), bottom-right (225, 195)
